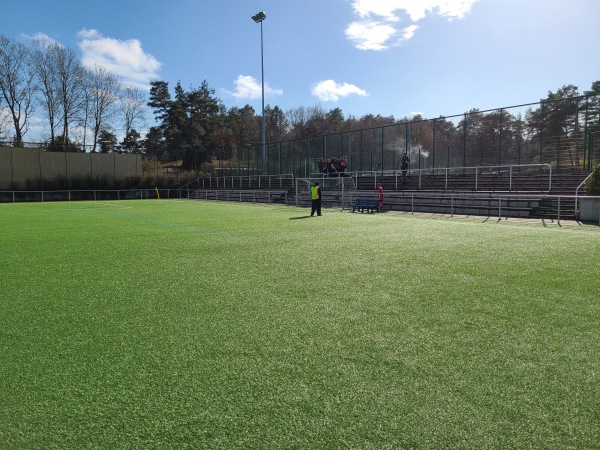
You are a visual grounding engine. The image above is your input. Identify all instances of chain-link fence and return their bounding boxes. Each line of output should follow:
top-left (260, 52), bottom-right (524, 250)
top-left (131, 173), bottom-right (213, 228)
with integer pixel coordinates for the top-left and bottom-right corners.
top-left (227, 94), bottom-right (600, 177)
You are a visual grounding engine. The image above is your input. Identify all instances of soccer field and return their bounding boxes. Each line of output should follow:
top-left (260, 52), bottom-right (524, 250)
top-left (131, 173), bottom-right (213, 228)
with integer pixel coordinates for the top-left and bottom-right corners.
top-left (1, 200), bottom-right (598, 449)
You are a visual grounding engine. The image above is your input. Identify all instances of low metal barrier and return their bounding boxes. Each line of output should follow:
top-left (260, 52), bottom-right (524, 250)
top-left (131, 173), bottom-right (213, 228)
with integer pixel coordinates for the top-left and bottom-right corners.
top-left (179, 174), bottom-right (294, 191)
top-left (186, 189), bottom-right (288, 205)
top-left (0, 188), bottom-right (182, 203)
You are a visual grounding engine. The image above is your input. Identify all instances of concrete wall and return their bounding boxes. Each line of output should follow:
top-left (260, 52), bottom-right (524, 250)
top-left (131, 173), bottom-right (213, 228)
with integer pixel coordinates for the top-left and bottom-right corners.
top-left (579, 197), bottom-right (600, 222)
top-left (0, 147), bottom-right (142, 189)
top-left (115, 153), bottom-right (140, 178)
top-left (39, 150), bottom-right (66, 180)
top-left (0, 148), bottom-right (14, 188)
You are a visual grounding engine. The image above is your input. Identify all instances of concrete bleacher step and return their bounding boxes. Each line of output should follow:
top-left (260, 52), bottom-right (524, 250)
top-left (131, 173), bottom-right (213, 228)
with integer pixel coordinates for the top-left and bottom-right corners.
top-left (188, 170), bottom-right (587, 220)
top-left (382, 194), bottom-right (540, 218)
top-left (529, 197), bottom-right (577, 219)
top-left (361, 171), bottom-right (588, 194)
top-left (353, 171), bottom-right (586, 219)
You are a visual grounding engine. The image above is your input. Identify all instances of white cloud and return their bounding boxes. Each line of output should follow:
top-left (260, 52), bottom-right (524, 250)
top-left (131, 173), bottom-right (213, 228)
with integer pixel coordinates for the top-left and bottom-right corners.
top-left (401, 25), bottom-right (419, 41)
top-left (77, 29), bottom-right (161, 89)
top-left (311, 80), bottom-right (368, 102)
top-left (347, 0), bottom-right (478, 50)
top-left (21, 32), bottom-right (63, 48)
top-left (345, 21), bottom-right (397, 51)
top-left (225, 75), bottom-right (283, 100)
top-left (352, 0), bottom-right (477, 21)
top-left (0, 108), bottom-right (11, 134)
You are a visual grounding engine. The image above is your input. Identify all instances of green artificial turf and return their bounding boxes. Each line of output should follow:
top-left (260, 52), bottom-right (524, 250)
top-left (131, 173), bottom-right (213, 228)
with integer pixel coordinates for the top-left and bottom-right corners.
top-left (1, 200), bottom-right (598, 449)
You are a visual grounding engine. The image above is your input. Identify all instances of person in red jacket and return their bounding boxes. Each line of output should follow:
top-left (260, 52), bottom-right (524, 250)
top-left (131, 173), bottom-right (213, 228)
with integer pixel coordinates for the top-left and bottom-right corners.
top-left (339, 156), bottom-right (348, 175)
top-left (378, 183), bottom-right (384, 212)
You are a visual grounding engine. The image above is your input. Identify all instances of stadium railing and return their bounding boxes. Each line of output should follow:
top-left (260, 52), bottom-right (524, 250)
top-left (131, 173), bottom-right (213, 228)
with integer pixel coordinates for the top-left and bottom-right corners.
top-left (574, 172), bottom-right (594, 216)
top-left (351, 163), bottom-right (553, 192)
top-left (1, 186), bottom-right (597, 224)
top-left (179, 174), bottom-right (294, 192)
top-left (0, 188), bottom-right (179, 203)
top-left (185, 189), bottom-right (288, 205)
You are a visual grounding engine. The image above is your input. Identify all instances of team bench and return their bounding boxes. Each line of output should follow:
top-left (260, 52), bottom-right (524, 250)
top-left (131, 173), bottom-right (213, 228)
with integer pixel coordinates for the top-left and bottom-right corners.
top-left (352, 198), bottom-right (380, 213)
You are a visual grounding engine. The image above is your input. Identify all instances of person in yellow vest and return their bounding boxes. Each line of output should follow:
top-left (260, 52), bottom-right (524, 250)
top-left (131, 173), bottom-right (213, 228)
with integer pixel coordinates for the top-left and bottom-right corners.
top-left (310, 182), bottom-right (322, 216)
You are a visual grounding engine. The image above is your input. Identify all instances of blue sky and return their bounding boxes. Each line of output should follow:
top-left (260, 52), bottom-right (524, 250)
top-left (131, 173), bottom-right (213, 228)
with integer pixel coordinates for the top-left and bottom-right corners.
top-left (3, 0), bottom-right (600, 123)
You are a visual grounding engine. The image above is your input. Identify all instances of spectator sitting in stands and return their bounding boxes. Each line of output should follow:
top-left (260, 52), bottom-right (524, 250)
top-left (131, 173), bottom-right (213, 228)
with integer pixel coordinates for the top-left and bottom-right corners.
top-left (339, 156), bottom-right (348, 175)
top-left (328, 159), bottom-right (338, 177)
top-left (320, 158), bottom-right (328, 177)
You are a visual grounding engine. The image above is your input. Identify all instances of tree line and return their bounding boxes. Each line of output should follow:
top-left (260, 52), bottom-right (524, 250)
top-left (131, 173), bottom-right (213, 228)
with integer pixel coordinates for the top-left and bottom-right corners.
top-left (0, 34), bottom-right (146, 152)
top-left (143, 79), bottom-right (412, 168)
top-left (1, 33), bottom-right (599, 170)
top-left (141, 79), bottom-right (600, 171)
top-left (430, 83), bottom-right (599, 167)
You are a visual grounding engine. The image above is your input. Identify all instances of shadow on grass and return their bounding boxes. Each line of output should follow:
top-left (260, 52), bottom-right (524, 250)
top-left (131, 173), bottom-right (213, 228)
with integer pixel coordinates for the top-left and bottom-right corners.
top-left (290, 215), bottom-right (313, 220)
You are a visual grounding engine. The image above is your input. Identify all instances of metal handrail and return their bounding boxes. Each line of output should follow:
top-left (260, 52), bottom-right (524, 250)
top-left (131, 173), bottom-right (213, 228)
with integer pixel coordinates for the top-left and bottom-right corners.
top-left (179, 173), bottom-right (294, 191)
top-left (185, 188), bottom-right (288, 205)
top-left (574, 172), bottom-right (593, 218)
top-left (0, 188), bottom-right (180, 202)
top-left (352, 164), bottom-right (552, 192)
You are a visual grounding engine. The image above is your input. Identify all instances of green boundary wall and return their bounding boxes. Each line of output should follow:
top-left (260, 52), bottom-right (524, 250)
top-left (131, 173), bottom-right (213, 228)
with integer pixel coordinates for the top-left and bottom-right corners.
top-left (0, 147), bottom-right (142, 189)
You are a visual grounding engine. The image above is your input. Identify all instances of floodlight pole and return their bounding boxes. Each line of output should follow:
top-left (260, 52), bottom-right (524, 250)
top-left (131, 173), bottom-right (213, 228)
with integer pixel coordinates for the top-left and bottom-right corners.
top-left (252, 11), bottom-right (267, 175)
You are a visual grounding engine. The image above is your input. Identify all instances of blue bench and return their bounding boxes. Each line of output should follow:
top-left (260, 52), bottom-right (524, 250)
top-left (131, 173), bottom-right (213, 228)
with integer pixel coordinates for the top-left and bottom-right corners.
top-left (352, 198), bottom-right (380, 213)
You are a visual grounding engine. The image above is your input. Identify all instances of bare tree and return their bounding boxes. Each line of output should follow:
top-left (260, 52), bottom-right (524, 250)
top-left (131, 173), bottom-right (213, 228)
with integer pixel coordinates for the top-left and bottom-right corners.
top-left (286, 104), bottom-right (327, 139)
top-left (286, 106), bottom-right (308, 139)
top-left (55, 45), bottom-right (86, 148)
top-left (85, 64), bottom-right (121, 152)
top-left (30, 40), bottom-right (61, 143)
top-left (79, 68), bottom-right (91, 149)
top-left (120, 85), bottom-right (146, 137)
top-left (0, 34), bottom-right (35, 146)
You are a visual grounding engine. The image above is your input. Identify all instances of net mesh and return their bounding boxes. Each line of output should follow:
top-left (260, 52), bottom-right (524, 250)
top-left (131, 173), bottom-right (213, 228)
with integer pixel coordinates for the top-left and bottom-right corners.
top-left (295, 176), bottom-right (356, 210)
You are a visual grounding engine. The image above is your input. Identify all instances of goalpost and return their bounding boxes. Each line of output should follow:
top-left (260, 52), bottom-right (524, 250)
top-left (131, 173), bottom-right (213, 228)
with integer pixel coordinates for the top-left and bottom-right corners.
top-left (295, 176), bottom-right (356, 210)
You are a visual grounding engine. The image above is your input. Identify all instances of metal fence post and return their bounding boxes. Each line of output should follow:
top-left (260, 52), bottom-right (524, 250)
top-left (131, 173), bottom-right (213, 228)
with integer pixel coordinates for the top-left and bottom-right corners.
top-left (498, 195), bottom-right (502, 219)
top-left (445, 168), bottom-right (448, 191)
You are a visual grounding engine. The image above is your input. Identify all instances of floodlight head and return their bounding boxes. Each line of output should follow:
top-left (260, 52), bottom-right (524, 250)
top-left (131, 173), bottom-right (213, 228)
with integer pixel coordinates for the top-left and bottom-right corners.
top-left (252, 11), bottom-right (266, 23)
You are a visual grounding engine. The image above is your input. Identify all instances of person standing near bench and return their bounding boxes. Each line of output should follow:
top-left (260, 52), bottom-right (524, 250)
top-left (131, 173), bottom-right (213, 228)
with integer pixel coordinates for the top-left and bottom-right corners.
top-left (378, 183), bottom-right (384, 212)
top-left (311, 182), bottom-right (322, 216)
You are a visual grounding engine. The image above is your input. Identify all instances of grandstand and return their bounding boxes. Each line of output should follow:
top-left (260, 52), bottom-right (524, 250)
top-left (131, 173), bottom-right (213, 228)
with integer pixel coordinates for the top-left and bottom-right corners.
top-left (178, 166), bottom-right (589, 221)
top-left (178, 94), bottom-right (599, 221)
